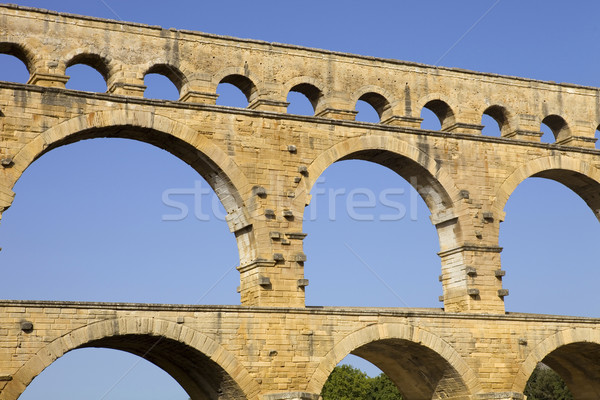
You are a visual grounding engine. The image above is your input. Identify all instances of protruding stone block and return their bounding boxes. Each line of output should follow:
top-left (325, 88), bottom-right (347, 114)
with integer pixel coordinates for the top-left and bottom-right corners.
top-left (297, 279), bottom-right (309, 288)
top-left (294, 253), bottom-right (307, 262)
top-left (253, 186), bottom-right (267, 198)
top-left (258, 276), bottom-right (271, 287)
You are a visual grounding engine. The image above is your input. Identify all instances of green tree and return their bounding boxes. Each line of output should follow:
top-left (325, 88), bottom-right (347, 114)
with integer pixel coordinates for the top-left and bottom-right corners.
top-left (321, 365), bottom-right (403, 400)
top-left (524, 363), bottom-right (573, 400)
top-left (321, 365), bottom-right (371, 400)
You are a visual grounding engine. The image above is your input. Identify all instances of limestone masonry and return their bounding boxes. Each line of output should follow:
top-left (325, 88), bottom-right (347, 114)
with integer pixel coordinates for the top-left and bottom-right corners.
top-left (0, 4), bottom-right (599, 400)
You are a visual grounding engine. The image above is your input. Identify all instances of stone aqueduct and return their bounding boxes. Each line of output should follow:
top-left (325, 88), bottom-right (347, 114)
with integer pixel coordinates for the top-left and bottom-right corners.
top-left (0, 4), bottom-right (599, 400)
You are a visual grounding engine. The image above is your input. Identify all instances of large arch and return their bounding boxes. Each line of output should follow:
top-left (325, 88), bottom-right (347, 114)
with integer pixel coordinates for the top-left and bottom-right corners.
top-left (307, 323), bottom-right (480, 399)
top-left (512, 327), bottom-right (600, 398)
top-left (0, 317), bottom-right (260, 400)
top-left (296, 135), bottom-right (462, 249)
top-left (8, 110), bottom-right (257, 263)
top-left (492, 155), bottom-right (600, 222)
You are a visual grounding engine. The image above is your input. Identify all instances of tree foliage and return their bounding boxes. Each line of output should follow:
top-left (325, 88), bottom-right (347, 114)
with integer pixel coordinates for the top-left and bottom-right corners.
top-left (524, 363), bottom-right (573, 400)
top-left (321, 365), bottom-right (403, 400)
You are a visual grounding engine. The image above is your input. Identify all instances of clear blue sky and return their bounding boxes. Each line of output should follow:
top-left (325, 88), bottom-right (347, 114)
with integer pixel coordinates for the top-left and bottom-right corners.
top-left (1, 1), bottom-right (599, 398)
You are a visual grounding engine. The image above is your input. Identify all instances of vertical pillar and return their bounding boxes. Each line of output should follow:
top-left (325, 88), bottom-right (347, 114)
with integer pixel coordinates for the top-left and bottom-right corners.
top-left (438, 244), bottom-right (506, 313)
top-left (236, 160), bottom-right (309, 308)
top-left (435, 207), bottom-right (506, 314)
top-left (504, 114), bottom-right (543, 141)
top-left (314, 91), bottom-right (357, 120)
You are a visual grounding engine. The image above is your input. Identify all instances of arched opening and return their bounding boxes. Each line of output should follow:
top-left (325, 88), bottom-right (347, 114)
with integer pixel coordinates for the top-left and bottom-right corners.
top-left (420, 107), bottom-right (441, 130)
top-left (595, 125), bottom-right (599, 149)
top-left (541, 115), bottom-right (569, 143)
top-left (355, 92), bottom-right (390, 123)
top-left (0, 136), bottom-right (241, 304)
top-left (421, 100), bottom-right (454, 131)
top-left (144, 64), bottom-right (185, 101)
top-left (65, 53), bottom-right (109, 92)
top-left (0, 43), bottom-right (31, 83)
top-left (18, 348), bottom-right (189, 399)
top-left (303, 152), bottom-right (451, 308)
top-left (500, 171), bottom-right (600, 316)
top-left (65, 64), bottom-right (107, 92)
top-left (313, 326), bottom-right (474, 400)
top-left (482, 105), bottom-right (508, 137)
top-left (355, 100), bottom-right (380, 123)
top-left (287, 83), bottom-right (322, 115)
top-left (216, 74), bottom-right (257, 108)
top-left (6, 319), bottom-right (254, 400)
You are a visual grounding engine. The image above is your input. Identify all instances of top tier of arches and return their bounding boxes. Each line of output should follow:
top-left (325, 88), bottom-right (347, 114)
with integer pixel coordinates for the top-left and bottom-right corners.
top-left (1, 4), bottom-right (599, 149)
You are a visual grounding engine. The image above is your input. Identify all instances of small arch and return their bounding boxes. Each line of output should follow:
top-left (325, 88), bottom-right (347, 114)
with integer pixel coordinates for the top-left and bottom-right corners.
top-left (482, 105), bottom-right (509, 137)
top-left (143, 64), bottom-right (187, 100)
top-left (420, 107), bottom-right (441, 130)
top-left (307, 323), bottom-right (480, 398)
top-left (0, 42), bottom-right (34, 76)
top-left (354, 99), bottom-right (380, 123)
top-left (422, 99), bottom-right (455, 131)
top-left (66, 53), bottom-right (111, 82)
top-left (218, 74), bottom-right (258, 105)
top-left (357, 91), bottom-right (391, 122)
top-left (513, 327), bottom-right (600, 397)
top-left (288, 82), bottom-right (323, 115)
top-left (541, 114), bottom-right (570, 143)
top-left (65, 64), bottom-right (107, 93)
top-left (595, 125), bottom-right (599, 149)
top-left (1, 317), bottom-right (260, 400)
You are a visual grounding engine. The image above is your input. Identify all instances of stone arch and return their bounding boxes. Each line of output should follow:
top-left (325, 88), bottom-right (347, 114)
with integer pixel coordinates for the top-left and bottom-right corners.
top-left (492, 155), bottom-right (600, 222)
top-left (0, 317), bottom-right (260, 400)
top-left (512, 327), bottom-right (600, 398)
top-left (0, 42), bottom-right (36, 76)
top-left (213, 67), bottom-right (261, 104)
top-left (481, 104), bottom-right (516, 137)
top-left (284, 76), bottom-right (325, 112)
top-left (64, 52), bottom-right (113, 84)
top-left (143, 63), bottom-right (188, 95)
top-left (296, 135), bottom-right (462, 248)
top-left (416, 93), bottom-right (457, 131)
top-left (307, 323), bottom-right (481, 399)
top-left (9, 109), bottom-right (257, 263)
top-left (352, 85), bottom-right (395, 121)
top-left (542, 114), bottom-right (571, 142)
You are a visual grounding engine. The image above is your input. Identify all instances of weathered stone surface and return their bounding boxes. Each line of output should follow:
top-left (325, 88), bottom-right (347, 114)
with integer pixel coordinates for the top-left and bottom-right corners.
top-left (1, 5), bottom-right (600, 400)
